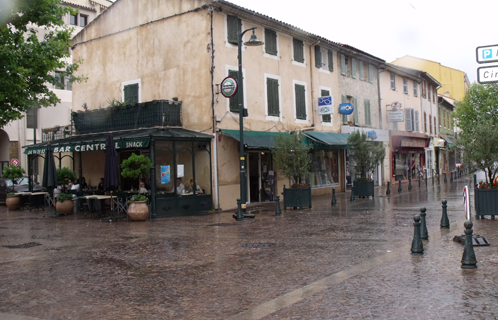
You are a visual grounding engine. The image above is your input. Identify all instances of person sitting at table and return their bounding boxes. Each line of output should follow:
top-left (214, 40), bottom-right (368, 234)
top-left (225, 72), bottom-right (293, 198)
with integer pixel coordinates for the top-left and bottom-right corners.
top-left (139, 182), bottom-right (148, 194)
top-left (80, 177), bottom-right (88, 190)
top-left (71, 179), bottom-right (80, 191)
top-left (176, 178), bottom-right (185, 195)
top-left (187, 178), bottom-right (203, 194)
top-left (97, 178), bottom-right (104, 191)
top-left (54, 185), bottom-right (62, 196)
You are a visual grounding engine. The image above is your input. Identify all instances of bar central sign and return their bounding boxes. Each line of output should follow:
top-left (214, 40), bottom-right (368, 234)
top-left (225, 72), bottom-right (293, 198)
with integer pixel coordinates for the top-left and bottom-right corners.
top-left (24, 138), bottom-right (150, 155)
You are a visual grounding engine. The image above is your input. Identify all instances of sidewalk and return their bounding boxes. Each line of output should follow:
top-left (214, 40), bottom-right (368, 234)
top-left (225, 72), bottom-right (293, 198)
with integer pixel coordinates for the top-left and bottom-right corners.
top-left (0, 174), bottom-right (496, 319)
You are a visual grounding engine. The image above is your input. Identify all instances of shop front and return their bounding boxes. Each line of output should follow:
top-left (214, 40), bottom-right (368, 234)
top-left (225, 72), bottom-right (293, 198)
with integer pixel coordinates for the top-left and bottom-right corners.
top-left (390, 132), bottom-right (430, 183)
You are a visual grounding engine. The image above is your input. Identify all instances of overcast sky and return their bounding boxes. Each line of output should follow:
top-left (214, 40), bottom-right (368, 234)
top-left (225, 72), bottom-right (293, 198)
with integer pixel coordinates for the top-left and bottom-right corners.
top-left (228, 0), bottom-right (498, 84)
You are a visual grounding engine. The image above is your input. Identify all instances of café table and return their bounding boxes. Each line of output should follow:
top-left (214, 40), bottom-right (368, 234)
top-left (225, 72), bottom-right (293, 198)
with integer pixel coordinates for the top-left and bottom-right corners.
top-left (80, 195), bottom-right (117, 221)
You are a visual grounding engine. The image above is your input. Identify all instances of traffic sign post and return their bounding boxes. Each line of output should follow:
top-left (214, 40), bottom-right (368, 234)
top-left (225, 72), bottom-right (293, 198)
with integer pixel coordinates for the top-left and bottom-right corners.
top-left (10, 158), bottom-right (19, 167)
top-left (477, 65), bottom-right (498, 84)
top-left (476, 44), bottom-right (498, 64)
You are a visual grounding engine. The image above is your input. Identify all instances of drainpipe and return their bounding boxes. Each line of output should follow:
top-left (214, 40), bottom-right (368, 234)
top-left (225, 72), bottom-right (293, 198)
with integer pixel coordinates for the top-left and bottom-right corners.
top-left (377, 63), bottom-right (387, 185)
top-left (309, 40), bottom-right (320, 128)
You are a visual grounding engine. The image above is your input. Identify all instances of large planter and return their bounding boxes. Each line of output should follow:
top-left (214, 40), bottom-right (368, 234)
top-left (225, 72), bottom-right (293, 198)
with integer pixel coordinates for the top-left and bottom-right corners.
top-left (353, 180), bottom-right (375, 198)
top-left (128, 201), bottom-right (149, 221)
top-left (56, 199), bottom-right (74, 215)
top-left (283, 185), bottom-right (312, 209)
top-left (474, 187), bottom-right (498, 219)
top-left (6, 195), bottom-right (21, 210)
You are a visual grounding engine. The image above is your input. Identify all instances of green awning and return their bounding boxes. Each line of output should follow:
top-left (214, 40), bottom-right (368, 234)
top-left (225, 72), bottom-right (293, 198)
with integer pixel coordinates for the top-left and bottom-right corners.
top-left (303, 131), bottom-right (350, 149)
top-left (220, 129), bottom-right (290, 150)
top-left (441, 137), bottom-right (455, 147)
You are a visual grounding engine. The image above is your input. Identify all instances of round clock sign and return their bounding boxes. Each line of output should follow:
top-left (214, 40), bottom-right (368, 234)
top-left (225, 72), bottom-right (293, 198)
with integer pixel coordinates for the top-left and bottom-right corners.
top-left (220, 76), bottom-right (238, 98)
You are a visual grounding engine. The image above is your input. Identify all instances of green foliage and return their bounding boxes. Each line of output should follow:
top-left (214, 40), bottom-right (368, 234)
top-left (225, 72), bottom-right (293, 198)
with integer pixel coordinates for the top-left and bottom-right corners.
top-left (454, 83), bottom-right (498, 183)
top-left (0, 0), bottom-right (84, 127)
top-left (56, 193), bottom-right (74, 202)
top-left (129, 194), bottom-right (148, 202)
top-left (2, 166), bottom-right (25, 183)
top-left (347, 131), bottom-right (385, 179)
top-left (7, 191), bottom-right (18, 196)
top-left (56, 167), bottom-right (76, 191)
top-left (121, 153), bottom-right (152, 180)
top-left (270, 132), bottom-right (311, 184)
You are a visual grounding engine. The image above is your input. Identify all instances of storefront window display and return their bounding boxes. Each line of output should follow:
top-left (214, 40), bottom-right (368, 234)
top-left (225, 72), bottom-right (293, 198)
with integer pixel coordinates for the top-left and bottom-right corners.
top-left (307, 150), bottom-right (340, 188)
top-left (393, 153), bottom-right (422, 181)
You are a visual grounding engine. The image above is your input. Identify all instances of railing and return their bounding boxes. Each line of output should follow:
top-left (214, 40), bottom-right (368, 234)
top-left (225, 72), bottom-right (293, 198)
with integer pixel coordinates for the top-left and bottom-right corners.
top-left (41, 124), bottom-right (74, 143)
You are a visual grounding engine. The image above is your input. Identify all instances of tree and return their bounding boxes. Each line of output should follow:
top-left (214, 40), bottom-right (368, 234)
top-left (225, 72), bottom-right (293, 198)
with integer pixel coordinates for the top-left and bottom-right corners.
top-left (121, 153), bottom-right (152, 188)
top-left (56, 167), bottom-right (76, 192)
top-left (0, 0), bottom-right (83, 127)
top-left (453, 83), bottom-right (498, 184)
top-left (347, 130), bottom-right (385, 179)
top-left (2, 166), bottom-right (26, 191)
top-left (271, 132), bottom-right (311, 185)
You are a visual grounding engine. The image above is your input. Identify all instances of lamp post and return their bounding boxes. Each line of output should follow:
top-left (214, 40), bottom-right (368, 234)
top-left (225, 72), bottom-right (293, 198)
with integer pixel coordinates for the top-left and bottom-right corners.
top-left (235, 27), bottom-right (264, 221)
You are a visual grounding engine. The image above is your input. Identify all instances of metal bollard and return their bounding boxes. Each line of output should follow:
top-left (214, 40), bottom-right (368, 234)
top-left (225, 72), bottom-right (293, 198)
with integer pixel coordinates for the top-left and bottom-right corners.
top-left (398, 179), bottom-right (402, 192)
top-left (350, 185), bottom-right (355, 201)
top-left (418, 174), bottom-right (421, 188)
top-left (275, 195), bottom-right (282, 216)
top-left (440, 199), bottom-right (450, 228)
top-left (419, 207), bottom-right (428, 240)
top-left (386, 182), bottom-right (391, 195)
top-left (411, 215), bottom-right (424, 255)
top-left (235, 198), bottom-right (244, 221)
top-left (450, 172), bottom-right (454, 182)
top-left (444, 172), bottom-right (447, 183)
top-left (331, 188), bottom-right (337, 205)
top-left (408, 178), bottom-right (412, 190)
top-left (461, 221), bottom-right (477, 269)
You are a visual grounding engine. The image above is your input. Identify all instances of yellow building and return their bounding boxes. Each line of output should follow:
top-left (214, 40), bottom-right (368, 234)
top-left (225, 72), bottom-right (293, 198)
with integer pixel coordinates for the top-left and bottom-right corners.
top-left (391, 55), bottom-right (470, 102)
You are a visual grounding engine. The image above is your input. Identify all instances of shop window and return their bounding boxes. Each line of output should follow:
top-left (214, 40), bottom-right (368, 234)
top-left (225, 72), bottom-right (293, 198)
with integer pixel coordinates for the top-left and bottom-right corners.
top-left (307, 150), bottom-right (340, 188)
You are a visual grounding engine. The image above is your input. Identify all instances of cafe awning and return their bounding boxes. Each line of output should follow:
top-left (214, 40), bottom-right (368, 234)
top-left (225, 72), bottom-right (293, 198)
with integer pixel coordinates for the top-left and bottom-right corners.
top-left (23, 128), bottom-right (212, 155)
top-left (303, 131), bottom-right (350, 149)
top-left (219, 129), bottom-right (290, 150)
top-left (441, 136), bottom-right (455, 147)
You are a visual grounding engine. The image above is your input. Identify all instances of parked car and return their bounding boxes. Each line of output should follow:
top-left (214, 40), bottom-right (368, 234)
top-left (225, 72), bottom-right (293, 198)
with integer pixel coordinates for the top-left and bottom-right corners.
top-left (0, 177), bottom-right (45, 204)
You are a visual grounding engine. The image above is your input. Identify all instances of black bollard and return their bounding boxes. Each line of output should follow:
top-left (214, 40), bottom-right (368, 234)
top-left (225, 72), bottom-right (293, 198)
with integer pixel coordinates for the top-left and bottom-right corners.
top-left (411, 215), bottom-right (424, 255)
top-left (444, 172), bottom-right (447, 183)
top-left (386, 182), bottom-right (391, 195)
top-left (450, 172), bottom-right (454, 182)
top-left (461, 221), bottom-right (478, 269)
top-left (350, 185), bottom-right (355, 201)
top-left (235, 198), bottom-right (244, 221)
top-left (275, 195), bottom-right (282, 216)
top-left (432, 170), bottom-right (434, 186)
top-left (474, 174), bottom-right (477, 189)
top-left (418, 174), bottom-right (421, 188)
top-left (408, 178), bottom-right (412, 190)
top-left (440, 199), bottom-right (450, 228)
top-left (419, 207), bottom-right (428, 240)
top-left (398, 179), bottom-right (402, 192)
top-left (331, 188), bottom-right (337, 205)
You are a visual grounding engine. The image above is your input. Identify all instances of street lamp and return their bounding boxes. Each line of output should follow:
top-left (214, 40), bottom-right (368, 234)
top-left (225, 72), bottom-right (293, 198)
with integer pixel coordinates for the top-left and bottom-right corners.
top-left (235, 27), bottom-right (264, 221)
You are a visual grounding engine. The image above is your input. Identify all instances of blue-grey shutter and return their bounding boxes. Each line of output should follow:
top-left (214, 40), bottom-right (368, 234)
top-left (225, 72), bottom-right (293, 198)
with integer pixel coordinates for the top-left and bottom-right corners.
top-left (265, 28), bottom-right (277, 55)
top-left (390, 72), bottom-right (396, 90)
top-left (413, 80), bottom-right (418, 96)
top-left (342, 95), bottom-right (348, 124)
top-left (364, 99), bottom-right (371, 126)
top-left (293, 38), bottom-right (304, 63)
top-left (295, 84), bottom-right (306, 120)
top-left (267, 78), bottom-right (279, 116)
top-left (352, 58), bottom-right (357, 79)
top-left (124, 83), bottom-right (138, 105)
top-left (353, 97), bottom-right (359, 125)
top-left (227, 15), bottom-right (240, 45)
top-left (369, 64), bottom-right (374, 83)
top-left (228, 70), bottom-right (239, 112)
top-left (415, 110), bottom-right (420, 132)
top-left (405, 108), bottom-right (413, 132)
top-left (340, 54), bottom-right (346, 75)
top-left (315, 45), bottom-right (322, 68)
top-left (328, 50), bottom-right (333, 71)
top-left (359, 61), bottom-right (364, 80)
top-left (321, 90), bottom-right (331, 122)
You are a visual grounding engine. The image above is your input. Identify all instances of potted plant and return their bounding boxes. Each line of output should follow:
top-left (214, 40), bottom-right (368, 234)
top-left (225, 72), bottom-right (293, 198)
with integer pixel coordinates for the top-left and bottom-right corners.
top-left (55, 167), bottom-right (77, 214)
top-left (347, 131), bottom-right (385, 198)
top-left (2, 166), bottom-right (26, 210)
top-left (271, 132), bottom-right (312, 209)
top-left (121, 153), bottom-right (152, 221)
top-left (56, 167), bottom-right (76, 192)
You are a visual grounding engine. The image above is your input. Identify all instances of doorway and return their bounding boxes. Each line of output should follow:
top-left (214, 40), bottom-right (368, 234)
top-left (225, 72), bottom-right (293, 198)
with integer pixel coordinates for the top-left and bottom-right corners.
top-left (248, 152), bottom-right (274, 203)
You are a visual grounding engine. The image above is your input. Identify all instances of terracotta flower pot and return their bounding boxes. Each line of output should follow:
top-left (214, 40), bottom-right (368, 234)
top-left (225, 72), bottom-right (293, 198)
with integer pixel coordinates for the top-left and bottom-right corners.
top-left (56, 199), bottom-right (74, 215)
top-left (6, 195), bottom-right (20, 210)
top-left (127, 201), bottom-right (149, 221)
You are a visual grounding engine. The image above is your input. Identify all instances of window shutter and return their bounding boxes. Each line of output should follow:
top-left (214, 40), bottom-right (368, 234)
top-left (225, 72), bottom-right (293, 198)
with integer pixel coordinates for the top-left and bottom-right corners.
top-left (405, 108), bottom-right (413, 131)
top-left (293, 38), bottom-right (304, 63)
top-left (342, 95), bottom-right (348, 124)
top-left (359, 61), bottom-right (364, 80)
top-left (328, 50), bottom-right (333, 72)
top-left (227, 15), bottom-right (240, 45)
top-left (265, 29), bottom-right (277, 55)
top-left (352, 58), bottom-right (357, 79)
top-left (124, 83), bottom-right (139, 105)
top-left (364, 99), bottom-right (371, 126)
top-left (295, 84), bottom-right (306, 120)
top-left (369, 64), bottom-right (374, 83)
top-left (315, 45), bottom-right (322, 68)
top-left (228, 70), bottom-right (239, 112)
top-left (414, 110), bottom-right (419, 132)
top-left (390, 72), bottom-right (396, 90)
top-left (353, 97), bottom-right (359, 125)
top-left (340, 54), bottom-right (346, 75)
top-left (267, 78), bottom-right (279, 117)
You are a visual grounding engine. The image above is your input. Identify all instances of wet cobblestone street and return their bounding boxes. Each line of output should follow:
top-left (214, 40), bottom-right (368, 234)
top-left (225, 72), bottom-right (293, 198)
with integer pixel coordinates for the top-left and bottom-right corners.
top-left (1, 174), bottom-right (497, 319)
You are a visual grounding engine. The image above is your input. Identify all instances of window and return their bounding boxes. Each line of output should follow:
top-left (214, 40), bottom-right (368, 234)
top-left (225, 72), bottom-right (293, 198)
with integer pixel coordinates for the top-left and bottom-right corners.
top-left (321, 89), bottom-right (331, 123)
top-left (55, 71), bottom-right (65, 89)
top-left (227, 15), bottom-right (241, 45)
top-left (79, 14), bottom-right (88, 27)
top-left (328, 50), bottom-right (334, 72)
top-left (429, 115), bottom-right (432, 134)
top-left (422, 81), bottom-right (426, 98)
top-left (368, 64), bottom-right (375, 83)
top-left (351, 58), bottom-right (357, 79)
top-left (266, 77), bottom-right (280, 117)
top-left (315, 45), bottom-right (322, 68)
top-left (70, 14), bottom-right (77, 25)
top-left (264, 28), bottom-right (277, 55)
top-left (433, 89), bottom-right (436, 102)
top-left (340, 54), bottom-right (347, 75)
top-left (293, 38), bottom-right (304, 63)
top-left (424, 112), bottom-right (427, 133)
top-left (353, 97), bottom-right (359, 125)
top-left (413, 80), bottom-right (418, 97)
top-left (364, 99), bottom-right (371, 126)
top-left (122, 79), bottom-right (141, 105)
top-left (294, 83), bottom-right (306, 120)
top-left (359, 61), bottom-right (364, 80)
top-left (404, 108), bottom-right (419, 132)
top-left (390, 72), bottom-right (396, 90)
top-left (315, 46), bottom-right (333, 71)
top-left (403, 77), bottom-right (408, 94)
top-left (428, 86), bottom-right (431, 101)
top-left (66, 75), bottom-right (72, 90)
top-left (26, 107), bottom-right (37, 129)
top-left (228, 70), bottom-right (239, 112)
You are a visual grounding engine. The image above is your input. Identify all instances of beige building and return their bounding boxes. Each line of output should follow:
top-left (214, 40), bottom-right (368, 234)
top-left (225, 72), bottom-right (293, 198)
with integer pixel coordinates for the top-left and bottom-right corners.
top-left (0, 0), bottom-right (112, 178)
top-left (68, 0), bottom-right (385, 211)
